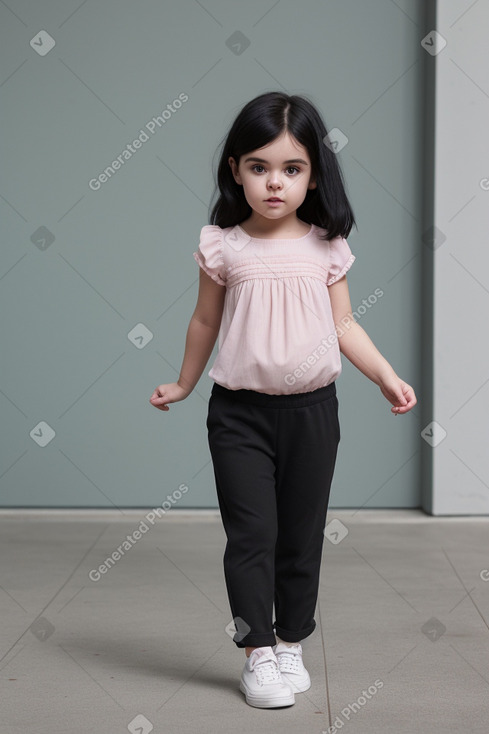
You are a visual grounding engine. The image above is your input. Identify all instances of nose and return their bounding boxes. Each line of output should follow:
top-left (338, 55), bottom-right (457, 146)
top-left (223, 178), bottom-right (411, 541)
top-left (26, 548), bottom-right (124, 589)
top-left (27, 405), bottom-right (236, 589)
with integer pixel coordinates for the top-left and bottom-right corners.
top-left (267, 174), bottom-right (283, 190)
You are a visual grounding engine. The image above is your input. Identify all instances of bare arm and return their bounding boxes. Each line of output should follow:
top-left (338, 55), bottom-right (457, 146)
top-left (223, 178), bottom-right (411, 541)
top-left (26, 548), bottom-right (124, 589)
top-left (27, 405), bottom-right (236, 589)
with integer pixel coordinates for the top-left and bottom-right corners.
top-left (149, 268), bottom-right (226, 410)
top-left (176, 316), bottom-right (221, 395)
top-left (337, 321), bottom-right (396, 386)
top-left (328, 275), bottom-right (417, 414)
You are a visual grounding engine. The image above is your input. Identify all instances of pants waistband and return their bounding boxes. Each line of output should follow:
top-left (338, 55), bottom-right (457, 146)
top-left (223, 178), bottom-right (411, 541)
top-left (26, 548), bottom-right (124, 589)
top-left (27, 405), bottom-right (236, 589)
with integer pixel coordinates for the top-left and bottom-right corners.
top-left (210, 381), bottom-right (336, 408)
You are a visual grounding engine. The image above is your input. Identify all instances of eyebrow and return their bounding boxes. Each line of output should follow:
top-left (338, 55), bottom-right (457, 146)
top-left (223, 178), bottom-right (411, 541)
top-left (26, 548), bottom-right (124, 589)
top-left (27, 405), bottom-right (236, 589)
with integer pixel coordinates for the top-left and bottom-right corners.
top-left (244, 156), bottom-right (309, 166)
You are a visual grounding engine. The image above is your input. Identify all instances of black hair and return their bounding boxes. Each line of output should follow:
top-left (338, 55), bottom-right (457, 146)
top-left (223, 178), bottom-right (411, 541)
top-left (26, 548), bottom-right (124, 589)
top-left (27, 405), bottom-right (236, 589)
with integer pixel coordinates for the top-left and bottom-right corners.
top-left (209, 91), bottom-right (357, 242)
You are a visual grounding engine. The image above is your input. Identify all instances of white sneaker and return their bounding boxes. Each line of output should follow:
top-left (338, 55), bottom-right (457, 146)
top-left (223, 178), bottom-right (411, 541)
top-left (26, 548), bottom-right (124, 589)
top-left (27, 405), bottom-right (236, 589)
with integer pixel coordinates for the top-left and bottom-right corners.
top-left (273, 642), bottom-right (311, 693)
top-left (239, 646), bottom-right (295, 708)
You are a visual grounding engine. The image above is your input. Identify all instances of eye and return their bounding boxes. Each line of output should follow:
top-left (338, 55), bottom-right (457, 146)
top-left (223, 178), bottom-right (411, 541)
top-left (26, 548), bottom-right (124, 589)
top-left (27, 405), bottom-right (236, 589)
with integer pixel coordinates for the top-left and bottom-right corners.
top-left (250, 165), bottom-right (300, 175)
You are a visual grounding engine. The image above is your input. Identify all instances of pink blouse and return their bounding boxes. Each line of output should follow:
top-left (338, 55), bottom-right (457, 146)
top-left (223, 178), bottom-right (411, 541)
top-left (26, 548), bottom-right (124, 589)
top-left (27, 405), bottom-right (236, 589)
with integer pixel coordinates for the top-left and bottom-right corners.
top-left (193, 222), bottom-right (355, 395)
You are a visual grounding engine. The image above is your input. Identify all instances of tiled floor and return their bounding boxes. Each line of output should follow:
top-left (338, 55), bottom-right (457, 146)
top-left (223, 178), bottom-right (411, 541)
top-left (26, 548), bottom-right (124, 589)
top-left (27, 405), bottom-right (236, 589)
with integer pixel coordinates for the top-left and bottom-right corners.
top-left (1, 509), bottom-right (488, 733)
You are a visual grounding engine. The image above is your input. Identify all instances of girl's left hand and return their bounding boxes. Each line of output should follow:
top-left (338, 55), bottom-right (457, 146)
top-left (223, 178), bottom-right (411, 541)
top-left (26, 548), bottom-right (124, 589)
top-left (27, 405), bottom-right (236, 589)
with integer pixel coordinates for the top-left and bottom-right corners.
top-left (379, 374), bottom-right (417, 415)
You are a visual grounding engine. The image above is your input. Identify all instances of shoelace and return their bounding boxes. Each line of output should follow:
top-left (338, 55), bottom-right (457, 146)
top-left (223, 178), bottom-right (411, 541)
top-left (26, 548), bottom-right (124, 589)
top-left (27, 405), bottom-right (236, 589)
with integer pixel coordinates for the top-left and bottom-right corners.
top-left (276, 649), bottom-right (301, 674)
top-left (253, 657), bottom-right (282, 685)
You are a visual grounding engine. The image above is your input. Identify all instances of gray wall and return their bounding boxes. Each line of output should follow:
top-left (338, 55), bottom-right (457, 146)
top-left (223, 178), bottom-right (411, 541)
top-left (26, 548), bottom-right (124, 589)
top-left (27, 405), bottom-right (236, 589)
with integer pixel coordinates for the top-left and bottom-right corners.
top-left (0, 0), bottom-right (448, 511)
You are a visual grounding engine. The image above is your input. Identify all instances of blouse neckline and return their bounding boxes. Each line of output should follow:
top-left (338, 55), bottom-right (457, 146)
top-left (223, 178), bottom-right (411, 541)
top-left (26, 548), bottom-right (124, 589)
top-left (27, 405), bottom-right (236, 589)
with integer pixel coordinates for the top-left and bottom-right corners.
top-left (235, 223), bottom-right (315, 242)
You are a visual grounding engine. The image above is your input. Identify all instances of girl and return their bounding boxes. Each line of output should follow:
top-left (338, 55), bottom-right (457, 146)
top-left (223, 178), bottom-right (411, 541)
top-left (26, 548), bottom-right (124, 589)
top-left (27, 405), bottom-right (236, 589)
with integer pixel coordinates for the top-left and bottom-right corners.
top-left (149, 92), bottom-right (417, 710)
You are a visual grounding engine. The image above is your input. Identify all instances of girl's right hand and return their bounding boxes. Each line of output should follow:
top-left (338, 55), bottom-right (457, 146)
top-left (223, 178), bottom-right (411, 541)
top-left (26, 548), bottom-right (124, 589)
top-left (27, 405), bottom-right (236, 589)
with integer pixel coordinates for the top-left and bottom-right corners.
top-left (149, 382), bottom-right (190, 411)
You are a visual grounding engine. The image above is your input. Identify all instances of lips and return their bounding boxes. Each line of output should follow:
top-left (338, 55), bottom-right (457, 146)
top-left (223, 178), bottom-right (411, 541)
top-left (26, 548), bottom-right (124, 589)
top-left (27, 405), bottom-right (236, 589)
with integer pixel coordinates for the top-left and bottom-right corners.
top-left (266, 198), bottom-right (283, 202)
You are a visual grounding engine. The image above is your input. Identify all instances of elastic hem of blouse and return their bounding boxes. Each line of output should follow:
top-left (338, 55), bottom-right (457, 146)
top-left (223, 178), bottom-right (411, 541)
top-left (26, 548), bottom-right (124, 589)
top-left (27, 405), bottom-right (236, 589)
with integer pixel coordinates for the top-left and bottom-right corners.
top-left (193, 251), bottom-right (226, 286)
top-left (326, 253), bottom-right (356, 286)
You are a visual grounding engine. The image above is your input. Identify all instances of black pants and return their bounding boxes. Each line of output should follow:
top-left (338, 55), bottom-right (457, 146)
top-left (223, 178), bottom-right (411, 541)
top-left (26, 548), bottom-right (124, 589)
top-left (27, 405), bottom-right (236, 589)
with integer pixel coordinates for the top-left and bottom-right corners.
top-left (206, 380), bottom-right (340, 649)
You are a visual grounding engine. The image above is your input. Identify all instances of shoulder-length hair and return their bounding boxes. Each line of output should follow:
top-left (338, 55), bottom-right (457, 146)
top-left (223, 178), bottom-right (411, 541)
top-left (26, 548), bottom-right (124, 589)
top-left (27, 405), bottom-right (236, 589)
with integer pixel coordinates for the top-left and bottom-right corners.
top-left (209, 91), bottom-right (357, 242)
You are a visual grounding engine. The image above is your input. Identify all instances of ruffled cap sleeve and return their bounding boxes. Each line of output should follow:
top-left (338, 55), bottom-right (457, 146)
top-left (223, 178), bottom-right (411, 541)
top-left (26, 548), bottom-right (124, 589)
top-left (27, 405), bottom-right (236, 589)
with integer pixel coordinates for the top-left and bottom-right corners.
top-left (193, 225), bottom-right (226, 286)
top-left (326, 236), bottom-right (356, 286)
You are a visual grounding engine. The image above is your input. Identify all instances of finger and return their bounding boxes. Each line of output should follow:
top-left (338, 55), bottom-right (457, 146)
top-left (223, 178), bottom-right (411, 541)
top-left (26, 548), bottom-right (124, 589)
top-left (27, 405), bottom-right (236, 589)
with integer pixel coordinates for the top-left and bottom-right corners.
top-left (153, 401), bottom-right (169, 410)
top-left (383, 386), bottom-right (406, 407)
top-left (406, 390), bottom-right (416, 405)
top-left (150, 398), bottom-right (169, 407)
top-left (398, 390), bottom-right (408, 405)
top-left (402, 393), bottom-right (417, 408)
top-left (393, 398), bottom-right (415, 414)
top-left (395, 394), bottom-right (407, 407)
top-left (404, 385), bottom-right (417, 403)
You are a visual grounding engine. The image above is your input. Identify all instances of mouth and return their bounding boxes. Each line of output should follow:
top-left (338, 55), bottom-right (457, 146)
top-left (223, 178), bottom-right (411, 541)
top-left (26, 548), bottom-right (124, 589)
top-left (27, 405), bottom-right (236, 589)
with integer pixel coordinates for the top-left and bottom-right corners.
top-left (265, 198), bottom-right (283, 202)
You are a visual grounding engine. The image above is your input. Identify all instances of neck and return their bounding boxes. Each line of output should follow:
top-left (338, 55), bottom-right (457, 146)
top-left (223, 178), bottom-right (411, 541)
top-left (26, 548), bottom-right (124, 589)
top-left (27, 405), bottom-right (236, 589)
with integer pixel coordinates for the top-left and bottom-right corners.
top-left (240, 214), bottom-right (309, 238)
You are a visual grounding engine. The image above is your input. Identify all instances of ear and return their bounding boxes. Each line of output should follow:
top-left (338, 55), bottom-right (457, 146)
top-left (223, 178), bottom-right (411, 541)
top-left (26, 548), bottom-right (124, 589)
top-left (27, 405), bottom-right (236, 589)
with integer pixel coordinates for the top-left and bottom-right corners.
top-left (228, 156), bottom-right (242, 185)
top-left (308, 178), bottom-right (317, 190)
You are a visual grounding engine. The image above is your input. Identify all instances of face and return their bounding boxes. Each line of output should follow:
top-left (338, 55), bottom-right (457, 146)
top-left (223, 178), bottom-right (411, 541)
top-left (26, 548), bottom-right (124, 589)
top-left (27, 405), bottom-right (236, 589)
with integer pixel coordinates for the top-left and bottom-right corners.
top-left (228, 131), bottom-right (316, 225)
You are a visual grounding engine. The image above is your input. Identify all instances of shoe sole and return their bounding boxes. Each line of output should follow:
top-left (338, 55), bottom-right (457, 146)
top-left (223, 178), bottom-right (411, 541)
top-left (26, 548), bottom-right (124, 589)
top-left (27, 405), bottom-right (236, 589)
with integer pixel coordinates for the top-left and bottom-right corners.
top-left (239, 680), bottom-right (295, 708)
top-left (280, 673), bottom-right (311, 693)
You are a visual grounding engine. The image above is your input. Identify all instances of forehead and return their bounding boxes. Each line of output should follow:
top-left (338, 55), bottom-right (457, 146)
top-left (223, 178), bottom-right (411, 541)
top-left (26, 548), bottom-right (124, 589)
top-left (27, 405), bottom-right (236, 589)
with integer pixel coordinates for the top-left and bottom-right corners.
top-left (249, 132), bottom-right (309, 162)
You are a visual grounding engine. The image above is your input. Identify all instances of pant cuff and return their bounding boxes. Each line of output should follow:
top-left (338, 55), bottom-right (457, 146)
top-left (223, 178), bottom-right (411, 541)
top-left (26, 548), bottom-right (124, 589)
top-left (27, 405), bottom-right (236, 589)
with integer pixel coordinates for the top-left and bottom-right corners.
top-left (232, 630), bottom-right (278, 649)
top-left (273, 619), bottom-right (316, 643)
